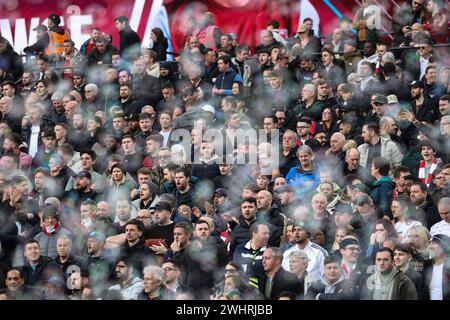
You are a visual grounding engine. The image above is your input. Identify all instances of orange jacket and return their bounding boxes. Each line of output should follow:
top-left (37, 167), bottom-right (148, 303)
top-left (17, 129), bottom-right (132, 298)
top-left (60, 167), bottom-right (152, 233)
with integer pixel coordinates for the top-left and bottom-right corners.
top-left (45, 30), bottom-right (71, 56)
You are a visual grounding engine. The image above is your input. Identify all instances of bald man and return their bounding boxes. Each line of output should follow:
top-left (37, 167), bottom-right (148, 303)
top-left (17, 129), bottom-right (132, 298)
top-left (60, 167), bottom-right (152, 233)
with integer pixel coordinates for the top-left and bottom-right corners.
top-left (256, 190), bottom-right (285, 247)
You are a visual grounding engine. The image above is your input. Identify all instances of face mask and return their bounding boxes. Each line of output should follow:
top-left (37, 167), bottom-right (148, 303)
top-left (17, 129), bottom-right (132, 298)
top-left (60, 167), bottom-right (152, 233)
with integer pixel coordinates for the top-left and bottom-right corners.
top-left (44, 225), bottom-right (56, 234)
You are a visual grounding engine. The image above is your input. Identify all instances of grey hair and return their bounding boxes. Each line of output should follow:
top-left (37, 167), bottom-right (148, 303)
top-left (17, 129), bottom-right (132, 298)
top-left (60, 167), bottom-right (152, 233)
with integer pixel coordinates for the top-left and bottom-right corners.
top-left (85, 83), bottom-right (99, 95)
top-left (382, 51), bottom-right (395, 63)
top-left (289, 250), bottom-right (308, 261)
top-left (379, 116), bottom-right (394, 128)
top-left (297, 144), bottom-right (313, 157)
top-left (56, 234), bottom-right (72, 245)
top-left (143, 265), bottom-right (166, 285)
top-left (51, 92), bottom-right (63, 101)
top-left (438, 197), bottom-right (450, 209)
top-left (267, 247), bottom-right (283, 260)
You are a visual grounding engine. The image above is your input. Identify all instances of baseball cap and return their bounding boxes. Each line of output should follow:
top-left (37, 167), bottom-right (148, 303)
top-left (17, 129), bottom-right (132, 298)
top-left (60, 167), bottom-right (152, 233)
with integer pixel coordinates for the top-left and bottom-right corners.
top-left (42, 204), bottom-right (59, 220)
top-left (89, 231), bottom-right (106, 243)
top-left (297, 24), bottom-right (308, 33)
top-left (387, 94), bottom-right (399, 104)
top-left (410, 80), bottom-right (423, 89)
top-left (154, 201), bottom-right (172, 212)
top-left (45, 276), bottom-right (66, 288)
top-left (75, 170), bottom-right (92, 180)
top-left (202, 104), bottom-right (216, 116)
top-left (339, 238), bottom-right (359, 250)
top-left (373, 94), bottom-right (388, 104)
top-left (431, 234), bottom-right (450, 253)
top-left (47, 14), bottom-right (61, 26)
top-left (214, 188), bottom-right (229, 197)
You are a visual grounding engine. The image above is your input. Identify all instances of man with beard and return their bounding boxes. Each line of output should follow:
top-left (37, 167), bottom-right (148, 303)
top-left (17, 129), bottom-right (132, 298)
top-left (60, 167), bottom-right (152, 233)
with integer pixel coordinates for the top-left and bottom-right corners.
top-left (81, 231), bottom-right (115, 298)
top-left (423, 234), bottom-right (450, 300)
top-left (410, 181), bottom-right (441, 230)
top-left (151, 147), bottom-right (172, 188)
top-left (228, 197), bottom-right (257, 254)
top-left (282, 222), bottom-right (328, 282)
top-left (66, 111), bottom-right (90, 152)
top-left (1, 133), bottom-right (32, 171)
top-left (63, 170), bottom-right (100, 215)
top-left (65, 150), bottom-right (106, 195)
top-left (108, 256), bottom-right (144, 300)
top-left (119, 84), bottom-right (141, 119)
top-left (18, 71), bottom-right (35, 98)
top-left (173, 167), bottom-right (197, 210)
top-left (145, 201), bottom-right (175, 255)
top-left (410, 80), bottom-right (438, 124)
top-left (175, 219), bottom-right (229, 299)
top-left (131, 58), bottom-right (162, 107)
top-left (121, 219), bottom-right (155, 271)
top-left (111, 199), bottom-right (133, 235)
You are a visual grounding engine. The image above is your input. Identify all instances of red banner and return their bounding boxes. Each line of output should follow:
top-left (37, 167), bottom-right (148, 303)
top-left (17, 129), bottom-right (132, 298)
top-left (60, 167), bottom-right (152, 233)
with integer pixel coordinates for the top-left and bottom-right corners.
top-left (0, 0), bottom-right (365, 55)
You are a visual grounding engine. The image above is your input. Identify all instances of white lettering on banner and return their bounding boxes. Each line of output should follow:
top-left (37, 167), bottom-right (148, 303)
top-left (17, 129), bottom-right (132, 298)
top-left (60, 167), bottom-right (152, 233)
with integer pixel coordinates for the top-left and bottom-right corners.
top-left (69, 15), bottom-right (93, 50)
top-left (365, 5), bottom-right (381, 30)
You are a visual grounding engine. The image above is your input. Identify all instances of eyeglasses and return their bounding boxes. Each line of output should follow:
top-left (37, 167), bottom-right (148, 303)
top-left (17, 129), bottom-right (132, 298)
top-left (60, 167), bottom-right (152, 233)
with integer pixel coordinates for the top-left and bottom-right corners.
top-left (345, 246), bottom-right (360, 252)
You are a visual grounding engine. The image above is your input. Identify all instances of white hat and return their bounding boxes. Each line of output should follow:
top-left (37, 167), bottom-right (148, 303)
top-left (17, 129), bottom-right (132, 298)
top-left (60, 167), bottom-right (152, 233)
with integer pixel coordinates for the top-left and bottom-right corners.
top-left (201, 104), bottom-right (216, 116)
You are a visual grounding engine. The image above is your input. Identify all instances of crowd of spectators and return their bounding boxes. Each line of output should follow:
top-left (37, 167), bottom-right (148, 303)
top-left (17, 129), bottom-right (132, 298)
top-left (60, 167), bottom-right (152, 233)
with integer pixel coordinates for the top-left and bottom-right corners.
top-left (0, 0), bottom-right (449, 300)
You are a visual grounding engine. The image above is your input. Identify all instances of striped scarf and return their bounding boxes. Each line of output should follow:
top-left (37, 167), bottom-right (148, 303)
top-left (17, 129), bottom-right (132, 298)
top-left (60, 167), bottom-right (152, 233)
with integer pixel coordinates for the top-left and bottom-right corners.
top-left (418, 159), bottom-right (439, 187)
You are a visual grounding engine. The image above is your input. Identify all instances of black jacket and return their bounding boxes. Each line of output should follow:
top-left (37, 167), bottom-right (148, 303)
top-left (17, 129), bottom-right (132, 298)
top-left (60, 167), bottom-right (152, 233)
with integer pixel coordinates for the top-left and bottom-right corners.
top-left (306, 278), bottom-right (359, 300)
top-left (122, 237), bottom-right (156, 272)
top-left (229, 217), bottom-right (256, 256)
top-left (259, 267), bottom-right (302, 300)
top-left (191, 161), bottom-right (220, 181)
top-left (87, 43), bottom-right (118, 66)
top-left (0, 43), bottom-right (23, 81)
top-left (131, 73), bottom-right (163, 107)
top-left (152, 40), bottom-right (168, 62)
top-left (422, 258), bottom-right (450, 300)
top-left (416, 198), bottom-right (441, 230)
top-left (172, 239), bottom-right (229, 299)
top-left (257, 206), bottom-right (284, 247)
top-left (21, 117), bottom-right (55, 153)
top-left (411, 95), bottom-right (438, 124)
top-left (119, 25), bottom-right (141, 59)
top-left (23, 255), bottom-right (61, 287)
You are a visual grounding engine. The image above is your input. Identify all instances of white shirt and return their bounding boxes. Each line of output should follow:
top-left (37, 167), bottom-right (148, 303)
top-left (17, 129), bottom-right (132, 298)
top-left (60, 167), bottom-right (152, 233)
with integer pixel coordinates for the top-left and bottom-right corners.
top-left (282, 241), bottom-right (328, 282)
top-left (28, 125), bottom-right (41, 158)
top-left (430, 263), bottom-right (444, 300)
top-left (159, 130), bottom-right (172, 148)
top-left (419, 56), bottom-right (429, 79)
top-left (395, 220), bottom-right (422, 240)
top-left (430, 220), bottom-right (450, 237)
